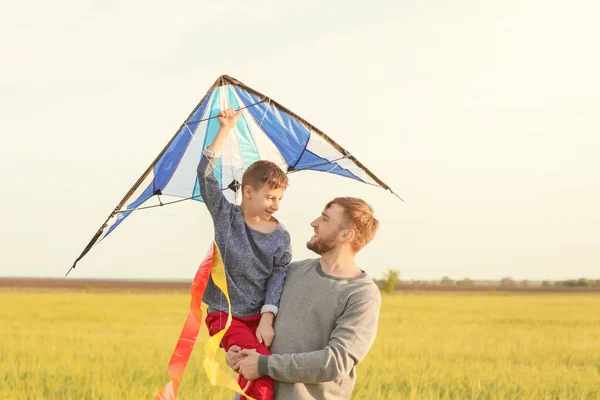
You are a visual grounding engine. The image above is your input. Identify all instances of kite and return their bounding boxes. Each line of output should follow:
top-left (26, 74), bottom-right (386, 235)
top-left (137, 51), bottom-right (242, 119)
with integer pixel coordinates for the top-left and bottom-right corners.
top-left (67, 75), bottom-right (402, 399)
top-left (67, 75), bottom-right (401, 276)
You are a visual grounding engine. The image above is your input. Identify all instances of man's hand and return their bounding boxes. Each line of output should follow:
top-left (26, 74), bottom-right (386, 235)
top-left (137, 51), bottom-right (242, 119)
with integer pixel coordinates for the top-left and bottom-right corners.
top-left (235, 349), bottom-right (262, 381)
top-left (217, 107), bottom-right (242, 129)
top-left (226, 345), bottom-right (249, 372)
top-left (256, 312), bottom-right (275, 347)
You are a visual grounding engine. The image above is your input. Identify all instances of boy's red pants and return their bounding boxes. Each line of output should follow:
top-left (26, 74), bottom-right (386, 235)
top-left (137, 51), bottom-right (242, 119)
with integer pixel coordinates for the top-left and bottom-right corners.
top-left (205, 311), bottom-right (273, 400)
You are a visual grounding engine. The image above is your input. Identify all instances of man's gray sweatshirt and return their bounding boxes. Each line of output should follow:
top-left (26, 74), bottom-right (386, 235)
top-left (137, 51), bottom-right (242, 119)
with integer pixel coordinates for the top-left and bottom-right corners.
top-left (197, 149), bottom-right (291, 317)
top-left (258, 258), bottom-right (381, 399)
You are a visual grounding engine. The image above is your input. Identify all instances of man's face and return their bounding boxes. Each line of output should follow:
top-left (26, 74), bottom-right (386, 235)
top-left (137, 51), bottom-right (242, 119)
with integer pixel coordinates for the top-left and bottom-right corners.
top-left (307, 203), bottom-right (346, 254)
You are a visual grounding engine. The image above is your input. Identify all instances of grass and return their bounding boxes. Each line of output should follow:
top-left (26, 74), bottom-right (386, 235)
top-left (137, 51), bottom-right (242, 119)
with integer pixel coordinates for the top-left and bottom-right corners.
top-left (1, 291), bottom-right (599, 399)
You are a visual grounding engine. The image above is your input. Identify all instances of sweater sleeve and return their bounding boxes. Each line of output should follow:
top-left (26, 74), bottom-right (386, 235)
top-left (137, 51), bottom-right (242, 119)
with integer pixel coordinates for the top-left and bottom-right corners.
top-left (197, 148), bottom-right (233, 219)
top-left (261, 232), bottom-right (292, 315)
top-left (260, 294), bottom-right (381, 383)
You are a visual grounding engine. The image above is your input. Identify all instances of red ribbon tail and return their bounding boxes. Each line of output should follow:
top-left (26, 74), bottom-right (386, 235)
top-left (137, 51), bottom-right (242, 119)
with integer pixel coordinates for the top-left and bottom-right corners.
top-left (156, 244), bottom-right (216, 400)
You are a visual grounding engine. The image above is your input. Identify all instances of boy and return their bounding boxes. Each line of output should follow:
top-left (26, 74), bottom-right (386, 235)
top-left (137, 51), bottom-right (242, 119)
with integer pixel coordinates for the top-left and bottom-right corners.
top-left (197, 107), bottom-right (291, 400)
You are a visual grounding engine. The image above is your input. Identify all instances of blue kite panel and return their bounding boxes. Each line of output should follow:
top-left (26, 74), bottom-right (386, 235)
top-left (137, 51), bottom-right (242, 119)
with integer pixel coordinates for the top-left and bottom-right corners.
top-left (126, 182), bottom-right (156, 210)
top-left (104, 210), bottom-right (133, 239)
top-left (233, 86), bottom-right (310, 166)
top-left (152, 94), bottom-right (211, 191)
top-left (188, 91), bottom-right (213, 123)
top-left (294, 149), bottom-right (361, 182)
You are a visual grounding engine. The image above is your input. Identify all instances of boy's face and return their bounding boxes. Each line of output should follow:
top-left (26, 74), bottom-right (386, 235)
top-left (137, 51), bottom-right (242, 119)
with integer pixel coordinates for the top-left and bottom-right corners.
top-left (243, 183), bottom-right (285, 221)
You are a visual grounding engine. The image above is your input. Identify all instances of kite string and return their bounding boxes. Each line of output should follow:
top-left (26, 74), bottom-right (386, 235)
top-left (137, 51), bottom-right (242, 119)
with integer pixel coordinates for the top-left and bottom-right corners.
top-left (259, 99), bottom-right (285, 168)
top-left (258, 98), bottom-right (270, 128)
top-left (184, 123), bottom-right (196, 139)
top-left (286, 155), bottom-right (349, 174)
top-left (113, 155), bottom-right (351, 214)
top-left (229, 95), bottom-right (271, 203)
top-left (233, 106), bottom-right (246, 204)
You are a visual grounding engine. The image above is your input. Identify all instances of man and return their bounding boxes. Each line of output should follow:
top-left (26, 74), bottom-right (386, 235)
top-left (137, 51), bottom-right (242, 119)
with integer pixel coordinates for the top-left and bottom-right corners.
top-left (228, 197), bottom-right (382, 400)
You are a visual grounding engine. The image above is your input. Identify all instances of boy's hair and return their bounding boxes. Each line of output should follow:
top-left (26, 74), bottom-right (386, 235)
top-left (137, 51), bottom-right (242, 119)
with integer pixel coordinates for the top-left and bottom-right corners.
top-left (242, 160), bottom-right (288, 191)
top-left (326, 197), bottom-right (379, 251)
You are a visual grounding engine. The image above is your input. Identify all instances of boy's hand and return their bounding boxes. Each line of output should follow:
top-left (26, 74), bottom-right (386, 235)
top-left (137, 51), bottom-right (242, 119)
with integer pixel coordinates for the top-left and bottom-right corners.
top-left (217, 107), bottom-right (242, 129)
top-left (256, 312), bottom-right (275, 347)
top-left (207, 108), bottom-right (243, 153)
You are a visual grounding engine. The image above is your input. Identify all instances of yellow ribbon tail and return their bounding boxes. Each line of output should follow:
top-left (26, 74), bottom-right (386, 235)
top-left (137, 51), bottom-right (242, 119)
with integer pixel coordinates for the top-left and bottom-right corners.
top-left (203, 242), bottom-right (256, 400)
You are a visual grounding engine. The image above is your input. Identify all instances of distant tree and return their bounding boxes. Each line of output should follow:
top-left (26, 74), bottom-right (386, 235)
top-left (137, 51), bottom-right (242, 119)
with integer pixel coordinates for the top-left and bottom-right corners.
top-left (441, 276), bottom-right (455, 285)
top-left (519, 280), bottom-right (529, 287)
top-left (457, 278), bottom-right (475, 286)
top-left (553, 278), bottom-right (592, 287)
top-left (500, 277), bottom-right (517, 287)
top-left (541, 280), bottom-right (552, 287)
top-left (384, 269), bottom-right (400, 293)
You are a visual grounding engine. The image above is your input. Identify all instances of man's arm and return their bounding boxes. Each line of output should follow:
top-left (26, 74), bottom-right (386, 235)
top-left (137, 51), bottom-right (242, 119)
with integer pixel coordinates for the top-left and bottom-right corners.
top-left (239, 294), bottom-right (381, 383)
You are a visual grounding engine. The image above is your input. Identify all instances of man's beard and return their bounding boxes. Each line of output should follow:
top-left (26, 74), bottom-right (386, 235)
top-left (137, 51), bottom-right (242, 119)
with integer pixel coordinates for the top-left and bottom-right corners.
top-left (306, 234), bottom-right (336, 255)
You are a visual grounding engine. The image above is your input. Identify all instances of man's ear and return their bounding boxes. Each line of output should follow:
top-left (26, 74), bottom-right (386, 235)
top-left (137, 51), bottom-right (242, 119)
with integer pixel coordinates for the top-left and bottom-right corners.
top-left (339, 229), bottom-right (356, 244)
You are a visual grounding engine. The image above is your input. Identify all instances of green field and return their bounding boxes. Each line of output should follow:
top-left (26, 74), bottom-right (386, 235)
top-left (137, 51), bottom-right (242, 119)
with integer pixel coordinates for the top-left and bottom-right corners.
top-left (1, 291), bottom-right (599, 399)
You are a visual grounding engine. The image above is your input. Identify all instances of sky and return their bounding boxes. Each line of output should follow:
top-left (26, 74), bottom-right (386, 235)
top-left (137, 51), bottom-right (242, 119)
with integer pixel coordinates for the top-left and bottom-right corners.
top-left (1, 0), bottom-right (599, 281)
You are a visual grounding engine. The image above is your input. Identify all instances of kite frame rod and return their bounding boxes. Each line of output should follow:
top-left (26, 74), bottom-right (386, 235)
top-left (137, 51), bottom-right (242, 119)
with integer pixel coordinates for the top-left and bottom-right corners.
top-left (66, 83), bottom-right (226, 276)
top-left (114, 156), bottom-right (353, 213)
top-left (183, 99), bottom-right (265, 125)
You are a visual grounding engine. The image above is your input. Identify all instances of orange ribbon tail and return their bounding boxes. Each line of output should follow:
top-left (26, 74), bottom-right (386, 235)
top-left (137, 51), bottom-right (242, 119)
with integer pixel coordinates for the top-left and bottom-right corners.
top-left (156, 242), bottom-right (254, 400)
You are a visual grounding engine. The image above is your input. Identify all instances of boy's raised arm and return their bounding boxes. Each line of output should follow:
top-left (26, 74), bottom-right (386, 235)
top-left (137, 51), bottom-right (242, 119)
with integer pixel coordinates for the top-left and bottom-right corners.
top-left (206, 108), bottom-right (242, 154)
top-left (197, 108), bottom-right (242, 217)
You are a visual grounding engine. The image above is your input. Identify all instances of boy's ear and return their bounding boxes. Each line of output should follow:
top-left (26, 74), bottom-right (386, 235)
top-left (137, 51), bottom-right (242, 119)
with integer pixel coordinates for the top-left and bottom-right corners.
top-left (243, 185), bottom-right (253, 199)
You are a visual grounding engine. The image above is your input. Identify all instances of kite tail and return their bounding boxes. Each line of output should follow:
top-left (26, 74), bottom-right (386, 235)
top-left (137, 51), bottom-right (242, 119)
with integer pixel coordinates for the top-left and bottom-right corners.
top-left (156, 242), bottom-right (254, 400)
top-left (155, 244), bottom-right (213, 400)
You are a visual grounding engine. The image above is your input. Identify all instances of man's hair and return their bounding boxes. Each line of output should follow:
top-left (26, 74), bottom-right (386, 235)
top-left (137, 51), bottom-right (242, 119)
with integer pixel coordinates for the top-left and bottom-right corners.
top-left (242, 160), bottom-right (288, 191)
top-left (326, 197), bottom-right (379, 251)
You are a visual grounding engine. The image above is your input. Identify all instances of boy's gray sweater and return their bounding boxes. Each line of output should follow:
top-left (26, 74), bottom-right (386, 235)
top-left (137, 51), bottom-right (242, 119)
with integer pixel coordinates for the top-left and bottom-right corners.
top-left (197, 150), bottom-right (291, 317)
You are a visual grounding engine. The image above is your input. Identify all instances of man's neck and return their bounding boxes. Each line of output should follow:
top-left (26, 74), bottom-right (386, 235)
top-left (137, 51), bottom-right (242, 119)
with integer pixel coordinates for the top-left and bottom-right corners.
top-left (319, 247), bottom-right (362, 278)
